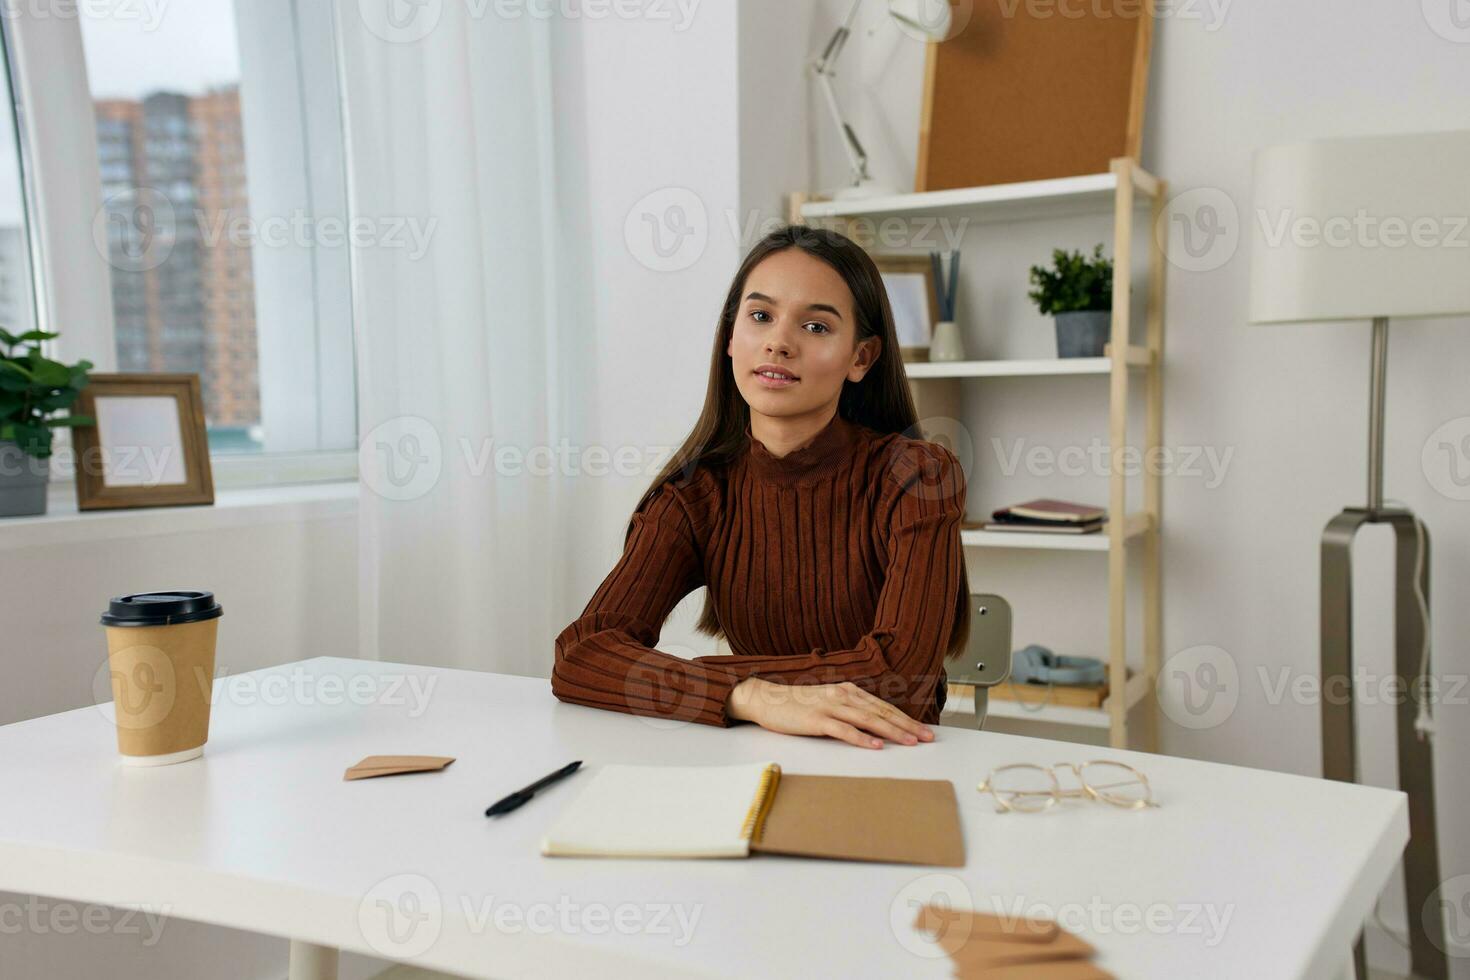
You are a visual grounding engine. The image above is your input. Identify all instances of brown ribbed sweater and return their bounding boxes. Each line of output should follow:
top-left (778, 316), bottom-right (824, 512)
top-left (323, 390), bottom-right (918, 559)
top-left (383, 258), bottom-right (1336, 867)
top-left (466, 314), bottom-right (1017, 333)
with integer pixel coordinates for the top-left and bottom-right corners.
top-left (551, 412), bottom-right (967, 727)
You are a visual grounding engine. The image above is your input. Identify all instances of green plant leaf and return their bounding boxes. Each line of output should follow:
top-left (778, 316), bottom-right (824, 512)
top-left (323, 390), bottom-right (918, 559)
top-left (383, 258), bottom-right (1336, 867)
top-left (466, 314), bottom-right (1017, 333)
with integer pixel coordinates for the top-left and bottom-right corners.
top-left (36, 390), bottom-right (80, 411)
top-left (10, 421), bottom-right (51, 457)
top-left (45, 415), bottom-right (95, 427)
top-left (1027, 244), bottom-right (1113, 316)
top-left (14, 330), bottom-right (60, 344)
top-left (29, 359), bottom-right (71, 388)
top-left (0, 359), bottom-right (35, 380)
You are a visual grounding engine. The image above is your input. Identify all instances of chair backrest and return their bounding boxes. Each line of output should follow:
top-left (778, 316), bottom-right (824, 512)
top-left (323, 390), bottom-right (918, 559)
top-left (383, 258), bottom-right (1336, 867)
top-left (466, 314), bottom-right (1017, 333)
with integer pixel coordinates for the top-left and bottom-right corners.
top-left (942, 594), bottom-right (1013, 730)
top-left (944, 593), bottom-right (1012, 687)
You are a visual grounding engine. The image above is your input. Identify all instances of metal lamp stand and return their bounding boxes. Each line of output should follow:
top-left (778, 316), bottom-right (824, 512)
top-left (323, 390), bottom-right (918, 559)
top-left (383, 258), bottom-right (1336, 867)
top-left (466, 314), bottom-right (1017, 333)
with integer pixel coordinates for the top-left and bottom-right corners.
top-left (1321, 317), bottom-right (1446, 980)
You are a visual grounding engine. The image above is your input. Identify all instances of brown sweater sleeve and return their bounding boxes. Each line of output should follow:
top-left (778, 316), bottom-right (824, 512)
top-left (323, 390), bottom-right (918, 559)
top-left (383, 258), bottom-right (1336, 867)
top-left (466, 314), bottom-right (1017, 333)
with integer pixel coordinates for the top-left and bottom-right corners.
top-left (551, 479), bottom-right (742, 727)
top-left (689, 443), bottom-right (966, 720)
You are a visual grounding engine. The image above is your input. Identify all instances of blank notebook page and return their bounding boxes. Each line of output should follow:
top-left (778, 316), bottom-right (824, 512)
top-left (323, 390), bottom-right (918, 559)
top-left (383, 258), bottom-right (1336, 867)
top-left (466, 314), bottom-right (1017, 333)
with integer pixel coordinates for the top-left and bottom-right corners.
top-left (540, 762), bottom-right (773, 859)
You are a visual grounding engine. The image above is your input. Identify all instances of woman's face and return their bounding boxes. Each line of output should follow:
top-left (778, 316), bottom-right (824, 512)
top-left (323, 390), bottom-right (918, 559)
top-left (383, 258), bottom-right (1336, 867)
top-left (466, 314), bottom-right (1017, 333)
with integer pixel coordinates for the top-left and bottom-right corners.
top-left (726, 248), bottom-right (879, 423)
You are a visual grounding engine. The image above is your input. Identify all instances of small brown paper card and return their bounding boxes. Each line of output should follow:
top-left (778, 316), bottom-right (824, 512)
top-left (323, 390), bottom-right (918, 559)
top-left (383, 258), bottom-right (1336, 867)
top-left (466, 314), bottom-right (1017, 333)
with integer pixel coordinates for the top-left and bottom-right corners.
top-left (344, 755), bottom-right (455, 781)
top-left (916, 906), bottom-right (1061, 947)
top-left (949, 933), bottom-right (1097, 969)
top-left (914, 906), bottom-right (1112, 980)
top-left (955, 961), bottom-right (1113, 980)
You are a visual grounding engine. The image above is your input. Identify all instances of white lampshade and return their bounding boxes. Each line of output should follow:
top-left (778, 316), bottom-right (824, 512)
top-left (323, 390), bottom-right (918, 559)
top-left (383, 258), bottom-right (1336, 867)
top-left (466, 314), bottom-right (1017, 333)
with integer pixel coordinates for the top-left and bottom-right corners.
top-left (1249, 129), bottom-right (1470, 324)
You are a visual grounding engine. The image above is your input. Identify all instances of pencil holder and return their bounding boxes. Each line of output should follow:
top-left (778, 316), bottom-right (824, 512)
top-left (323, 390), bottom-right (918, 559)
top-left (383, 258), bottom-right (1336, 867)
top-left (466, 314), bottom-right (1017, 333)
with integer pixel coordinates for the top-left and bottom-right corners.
top-left (929, 320), bottom-right (966, 362)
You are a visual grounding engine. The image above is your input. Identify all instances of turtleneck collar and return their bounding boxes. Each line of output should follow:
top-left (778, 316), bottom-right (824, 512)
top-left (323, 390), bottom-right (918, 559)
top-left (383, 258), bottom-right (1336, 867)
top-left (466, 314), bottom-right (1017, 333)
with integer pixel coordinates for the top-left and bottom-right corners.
top-left (743, 412), bottom-right (862, 487)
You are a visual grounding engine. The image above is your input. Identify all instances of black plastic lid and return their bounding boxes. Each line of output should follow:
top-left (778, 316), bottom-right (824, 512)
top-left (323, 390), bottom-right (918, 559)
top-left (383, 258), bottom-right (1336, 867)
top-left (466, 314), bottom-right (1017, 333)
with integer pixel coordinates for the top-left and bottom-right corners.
top-left (100, 591), bottom-right (223, 627)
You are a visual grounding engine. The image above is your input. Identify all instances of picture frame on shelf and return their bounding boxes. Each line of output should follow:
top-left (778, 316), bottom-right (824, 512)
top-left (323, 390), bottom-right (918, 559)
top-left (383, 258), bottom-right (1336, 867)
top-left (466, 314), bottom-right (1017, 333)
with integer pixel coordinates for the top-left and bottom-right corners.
top-left (71, 373), bottom-right (215, 511)
top-left (872, 253), bottom-right (939, 362)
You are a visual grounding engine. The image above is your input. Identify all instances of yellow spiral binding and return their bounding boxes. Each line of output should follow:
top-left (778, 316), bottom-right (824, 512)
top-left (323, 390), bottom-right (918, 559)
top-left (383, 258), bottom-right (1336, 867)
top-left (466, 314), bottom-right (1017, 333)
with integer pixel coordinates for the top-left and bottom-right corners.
top-left (740, 763), bottom-right (782, 842)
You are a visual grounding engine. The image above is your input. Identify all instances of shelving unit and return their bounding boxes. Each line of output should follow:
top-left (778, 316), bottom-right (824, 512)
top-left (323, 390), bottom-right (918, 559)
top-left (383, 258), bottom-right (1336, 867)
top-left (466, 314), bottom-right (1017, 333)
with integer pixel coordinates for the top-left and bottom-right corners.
top-left (798, 158), bottom-right (1167, 750)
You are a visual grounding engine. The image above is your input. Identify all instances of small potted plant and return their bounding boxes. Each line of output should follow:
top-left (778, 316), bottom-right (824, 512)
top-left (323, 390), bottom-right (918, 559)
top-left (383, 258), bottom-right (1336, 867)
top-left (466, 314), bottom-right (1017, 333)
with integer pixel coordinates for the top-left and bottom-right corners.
top-left (0, 327), bottom-right (93, 518)
top-left (1028, 244), bottom-right (1114, 358)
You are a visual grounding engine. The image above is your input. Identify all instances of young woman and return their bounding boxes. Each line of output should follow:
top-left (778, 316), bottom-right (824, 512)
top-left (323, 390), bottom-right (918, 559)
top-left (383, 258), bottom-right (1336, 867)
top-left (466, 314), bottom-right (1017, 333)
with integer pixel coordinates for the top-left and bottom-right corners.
top-left (552, 225), bottom-right (971, 749)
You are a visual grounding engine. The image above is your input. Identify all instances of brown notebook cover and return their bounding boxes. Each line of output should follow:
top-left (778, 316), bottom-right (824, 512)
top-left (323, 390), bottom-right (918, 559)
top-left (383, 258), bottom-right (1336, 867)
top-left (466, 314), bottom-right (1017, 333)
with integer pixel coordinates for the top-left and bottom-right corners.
top-left (750, 773), bottom-right (965, 868)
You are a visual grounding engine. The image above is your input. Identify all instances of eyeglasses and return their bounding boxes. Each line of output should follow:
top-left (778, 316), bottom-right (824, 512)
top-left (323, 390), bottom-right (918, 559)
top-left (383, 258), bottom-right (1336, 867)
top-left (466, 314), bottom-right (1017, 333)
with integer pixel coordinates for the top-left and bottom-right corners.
top-left (977, 761), bottom-right (1159, 813)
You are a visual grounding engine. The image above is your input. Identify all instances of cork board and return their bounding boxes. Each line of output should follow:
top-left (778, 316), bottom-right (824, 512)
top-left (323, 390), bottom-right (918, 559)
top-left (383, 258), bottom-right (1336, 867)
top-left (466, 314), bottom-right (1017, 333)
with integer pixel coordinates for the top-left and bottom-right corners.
top-left (916, 1), bottom-right (1153, 191)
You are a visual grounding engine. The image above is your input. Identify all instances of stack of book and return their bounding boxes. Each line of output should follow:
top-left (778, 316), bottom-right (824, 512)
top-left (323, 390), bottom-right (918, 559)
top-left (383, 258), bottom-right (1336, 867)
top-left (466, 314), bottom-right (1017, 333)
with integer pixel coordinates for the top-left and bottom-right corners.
top-left (984, 499), bottom-right (1106, 535)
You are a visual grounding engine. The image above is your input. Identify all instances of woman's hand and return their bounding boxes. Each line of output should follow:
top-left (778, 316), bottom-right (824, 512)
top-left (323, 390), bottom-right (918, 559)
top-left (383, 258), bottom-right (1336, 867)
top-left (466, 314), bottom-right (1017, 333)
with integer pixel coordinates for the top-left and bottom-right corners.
top-left (725, 677), bottom-right (935, 749)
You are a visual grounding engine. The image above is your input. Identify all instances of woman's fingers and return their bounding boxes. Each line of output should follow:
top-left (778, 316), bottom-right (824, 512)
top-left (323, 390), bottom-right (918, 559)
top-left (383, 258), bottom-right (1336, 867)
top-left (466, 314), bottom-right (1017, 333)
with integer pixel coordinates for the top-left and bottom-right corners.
top-left (833, 705), bottom-right (919, 745)
top-left (840, 683), bottom-right (935, 741)
top-left (821, 718), bottom-right (883, 749)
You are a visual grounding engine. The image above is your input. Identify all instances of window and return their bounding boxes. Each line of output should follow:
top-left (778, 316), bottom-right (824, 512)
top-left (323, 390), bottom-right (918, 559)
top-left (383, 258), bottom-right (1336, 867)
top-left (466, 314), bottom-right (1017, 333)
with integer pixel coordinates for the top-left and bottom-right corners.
top-left (0, 37), bottom-right (36, 342)
top-left (76, 1), bottom-right (356, 463)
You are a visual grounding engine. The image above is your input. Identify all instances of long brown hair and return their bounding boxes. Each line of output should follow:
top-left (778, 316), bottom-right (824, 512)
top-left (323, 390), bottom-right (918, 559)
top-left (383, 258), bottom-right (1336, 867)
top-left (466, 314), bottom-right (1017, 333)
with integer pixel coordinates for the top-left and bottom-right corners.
top-left (632, 224), bottom-right (971, 660)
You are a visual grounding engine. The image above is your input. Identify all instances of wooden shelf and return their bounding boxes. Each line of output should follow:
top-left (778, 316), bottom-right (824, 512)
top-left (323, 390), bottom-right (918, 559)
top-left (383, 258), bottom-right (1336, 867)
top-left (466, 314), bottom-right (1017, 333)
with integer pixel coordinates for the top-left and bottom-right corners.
top-left (904, 347), bottom-right (1152, 380)
top-left (960, 512), bottom-right (1153, 552)
top-left (944, 673), bottom-right (1152, 730)
top-left (806, 157), bottom-right (1169, 751)
top-left (962, 528), bottom-right (1109, 552)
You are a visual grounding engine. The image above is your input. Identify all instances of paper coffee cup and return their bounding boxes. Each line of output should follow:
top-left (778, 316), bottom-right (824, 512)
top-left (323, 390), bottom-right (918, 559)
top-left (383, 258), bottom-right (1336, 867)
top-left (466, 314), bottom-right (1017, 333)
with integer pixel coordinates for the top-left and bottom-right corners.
top-left (100, 591), bottom-right (223, 767)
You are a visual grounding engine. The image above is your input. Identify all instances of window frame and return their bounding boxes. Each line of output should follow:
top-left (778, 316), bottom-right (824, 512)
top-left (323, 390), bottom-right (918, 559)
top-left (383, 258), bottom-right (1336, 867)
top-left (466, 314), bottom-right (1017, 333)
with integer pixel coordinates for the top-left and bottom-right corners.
top-left (2, 2), bottom-right (358, 492)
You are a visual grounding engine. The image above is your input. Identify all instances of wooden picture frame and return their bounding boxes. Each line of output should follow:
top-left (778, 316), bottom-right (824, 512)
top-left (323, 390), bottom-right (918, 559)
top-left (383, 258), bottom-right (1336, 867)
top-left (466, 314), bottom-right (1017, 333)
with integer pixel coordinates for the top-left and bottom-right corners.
top-left (873, 253), bottom-right (940, 362)
top-left (72, 373), bottom-right (215, 511)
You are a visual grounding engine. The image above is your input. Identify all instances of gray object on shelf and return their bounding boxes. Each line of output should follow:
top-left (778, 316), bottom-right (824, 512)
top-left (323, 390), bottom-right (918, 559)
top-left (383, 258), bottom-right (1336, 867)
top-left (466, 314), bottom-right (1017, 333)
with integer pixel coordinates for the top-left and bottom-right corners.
top-left (1054, 310), bottom-right (1110, 358)
top-left (0, 440), bottom-right (49, 518)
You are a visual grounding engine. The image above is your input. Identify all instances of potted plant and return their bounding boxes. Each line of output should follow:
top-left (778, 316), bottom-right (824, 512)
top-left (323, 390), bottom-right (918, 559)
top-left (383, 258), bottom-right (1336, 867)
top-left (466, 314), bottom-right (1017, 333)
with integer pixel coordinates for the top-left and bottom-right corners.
top-left (1028, 244), bottom-right (1114, 358)
top-left (0, 327), bottom-right (93, 518)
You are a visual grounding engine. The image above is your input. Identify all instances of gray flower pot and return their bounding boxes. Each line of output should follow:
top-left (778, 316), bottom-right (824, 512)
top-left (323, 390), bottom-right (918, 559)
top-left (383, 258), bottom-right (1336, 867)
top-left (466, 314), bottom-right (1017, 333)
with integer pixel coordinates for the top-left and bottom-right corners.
top-left (1054, 310), bottom-right (1111, 358)
top-left (0, 440), bottom-right (50, 518)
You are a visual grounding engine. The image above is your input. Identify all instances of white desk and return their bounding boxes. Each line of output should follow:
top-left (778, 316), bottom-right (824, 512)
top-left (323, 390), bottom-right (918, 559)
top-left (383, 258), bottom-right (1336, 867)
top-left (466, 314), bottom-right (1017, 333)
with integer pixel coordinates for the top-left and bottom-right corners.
top-left (0, 657), bottom-right (1405, 979)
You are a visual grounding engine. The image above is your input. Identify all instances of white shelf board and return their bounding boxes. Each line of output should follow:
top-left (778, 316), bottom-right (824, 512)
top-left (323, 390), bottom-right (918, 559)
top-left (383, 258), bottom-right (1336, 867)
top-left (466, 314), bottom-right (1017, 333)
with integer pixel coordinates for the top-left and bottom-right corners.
top-left (905, 357), bottom-right (1112, 379)
top-left (800, 172), bottom-right (1122, 224)
top-left (961, 527), bottom-right (1110, 552)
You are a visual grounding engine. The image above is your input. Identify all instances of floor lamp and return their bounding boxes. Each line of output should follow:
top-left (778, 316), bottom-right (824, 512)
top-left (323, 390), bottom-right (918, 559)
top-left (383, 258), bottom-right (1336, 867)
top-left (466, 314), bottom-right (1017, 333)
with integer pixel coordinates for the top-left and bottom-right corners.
top-left (1250, 129), bottom-right (1470, 980)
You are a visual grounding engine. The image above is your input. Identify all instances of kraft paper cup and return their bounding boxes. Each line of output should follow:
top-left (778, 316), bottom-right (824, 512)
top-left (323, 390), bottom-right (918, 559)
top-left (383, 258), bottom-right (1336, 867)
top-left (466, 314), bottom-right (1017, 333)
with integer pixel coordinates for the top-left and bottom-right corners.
top-left (100, 591), bottom-right (223, 767)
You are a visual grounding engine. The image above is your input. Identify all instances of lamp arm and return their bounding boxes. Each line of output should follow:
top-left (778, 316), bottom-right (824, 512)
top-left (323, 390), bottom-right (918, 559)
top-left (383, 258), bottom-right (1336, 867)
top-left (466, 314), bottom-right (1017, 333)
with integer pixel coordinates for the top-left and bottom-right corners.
top-left (811, 0), bottom-right (870, 188)
top-left (815, 71), bottom-right (870, 186)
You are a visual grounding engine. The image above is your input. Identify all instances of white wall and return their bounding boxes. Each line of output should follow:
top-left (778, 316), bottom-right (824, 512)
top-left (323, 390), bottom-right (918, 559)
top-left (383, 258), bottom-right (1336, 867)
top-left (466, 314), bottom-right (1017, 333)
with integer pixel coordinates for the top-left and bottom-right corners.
top-left (757, 1), bottom-right (1470, 974)
top-left (0, 500), bottom-right (357, 978)
top-left (558, 2), bottom-right (745, 659)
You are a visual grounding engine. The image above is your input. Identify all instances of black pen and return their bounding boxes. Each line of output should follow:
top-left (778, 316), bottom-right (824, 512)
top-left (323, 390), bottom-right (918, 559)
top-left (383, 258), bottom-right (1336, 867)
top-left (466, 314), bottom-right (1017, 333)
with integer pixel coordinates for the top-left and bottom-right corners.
top-left (485, 760), bottom-right (583, 817)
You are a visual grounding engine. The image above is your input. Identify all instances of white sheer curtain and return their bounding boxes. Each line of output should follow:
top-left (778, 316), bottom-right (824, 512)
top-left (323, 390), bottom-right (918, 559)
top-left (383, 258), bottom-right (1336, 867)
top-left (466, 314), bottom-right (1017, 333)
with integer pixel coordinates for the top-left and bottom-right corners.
top-left (335, 3), bottom-right (595, 675)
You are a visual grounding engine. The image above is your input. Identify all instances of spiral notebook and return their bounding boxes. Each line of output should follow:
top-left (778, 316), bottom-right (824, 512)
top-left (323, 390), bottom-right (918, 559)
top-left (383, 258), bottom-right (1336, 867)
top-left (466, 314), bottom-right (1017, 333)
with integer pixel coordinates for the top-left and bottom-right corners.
top-left (540, 762), bottom-right (964, 867)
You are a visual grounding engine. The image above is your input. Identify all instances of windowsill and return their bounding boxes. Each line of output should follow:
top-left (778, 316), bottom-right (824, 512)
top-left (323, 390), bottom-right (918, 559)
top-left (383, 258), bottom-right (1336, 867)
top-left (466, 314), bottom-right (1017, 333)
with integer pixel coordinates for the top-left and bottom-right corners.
top-left (0, 481), bottom-right (359, 551)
